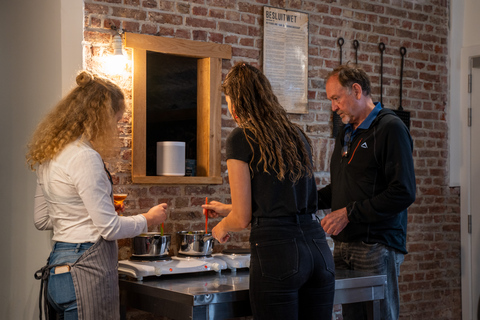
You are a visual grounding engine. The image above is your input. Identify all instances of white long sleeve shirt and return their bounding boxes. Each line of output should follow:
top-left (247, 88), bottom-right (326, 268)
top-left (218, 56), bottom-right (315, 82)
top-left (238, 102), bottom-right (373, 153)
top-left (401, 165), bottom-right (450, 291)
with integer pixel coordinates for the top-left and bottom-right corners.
top-left (34, 138), bottom-right (147, 243)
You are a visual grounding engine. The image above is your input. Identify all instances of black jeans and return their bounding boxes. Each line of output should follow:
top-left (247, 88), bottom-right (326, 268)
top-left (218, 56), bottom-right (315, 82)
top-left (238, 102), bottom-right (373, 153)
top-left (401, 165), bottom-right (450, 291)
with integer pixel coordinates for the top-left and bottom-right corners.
top-left (249, 214), bottom-right (335, 320)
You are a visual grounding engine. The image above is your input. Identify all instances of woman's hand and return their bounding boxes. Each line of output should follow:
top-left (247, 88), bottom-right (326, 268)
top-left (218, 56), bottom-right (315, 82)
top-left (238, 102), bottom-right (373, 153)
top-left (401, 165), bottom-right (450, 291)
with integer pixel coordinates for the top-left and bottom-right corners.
top-left (202, 201), bottom-right (232, 218)
top-left (210, 160), bottom-right (252, 243)
top-left (114, 203), bottom-right (125, 213)
top-left (212, 222), bottom-right (231, 243)
top-left (143, 203), bottom-right (168, 227)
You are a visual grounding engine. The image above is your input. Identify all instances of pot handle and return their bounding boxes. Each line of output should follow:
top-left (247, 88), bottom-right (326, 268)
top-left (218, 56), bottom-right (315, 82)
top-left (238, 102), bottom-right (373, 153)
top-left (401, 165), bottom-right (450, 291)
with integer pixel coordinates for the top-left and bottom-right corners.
top-left (203, 235), bottom-right (214, 242)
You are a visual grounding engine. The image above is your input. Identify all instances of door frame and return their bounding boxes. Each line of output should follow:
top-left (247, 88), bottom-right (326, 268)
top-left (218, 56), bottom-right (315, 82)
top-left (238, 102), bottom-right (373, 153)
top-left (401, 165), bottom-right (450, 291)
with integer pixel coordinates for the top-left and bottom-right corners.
top-left (461, 46), bottom-right (480, 320)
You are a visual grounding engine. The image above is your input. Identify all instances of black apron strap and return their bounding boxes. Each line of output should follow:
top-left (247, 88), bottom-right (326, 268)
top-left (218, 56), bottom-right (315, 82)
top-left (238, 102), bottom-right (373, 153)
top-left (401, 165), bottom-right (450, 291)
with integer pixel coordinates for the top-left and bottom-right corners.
top-left (34, 262), bottom-right (69, 320)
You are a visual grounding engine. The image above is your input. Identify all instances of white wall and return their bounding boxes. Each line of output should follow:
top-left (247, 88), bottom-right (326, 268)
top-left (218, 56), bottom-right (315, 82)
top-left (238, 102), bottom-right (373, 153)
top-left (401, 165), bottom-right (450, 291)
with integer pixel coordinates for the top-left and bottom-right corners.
top-left (0, 1), bottom-right (82, 318)
top-left (449, 1), bottom-right (465, 187)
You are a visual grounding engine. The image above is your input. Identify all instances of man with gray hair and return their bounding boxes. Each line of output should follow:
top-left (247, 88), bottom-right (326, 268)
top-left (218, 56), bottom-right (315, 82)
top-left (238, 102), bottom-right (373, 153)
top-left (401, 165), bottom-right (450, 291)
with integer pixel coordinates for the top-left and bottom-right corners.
top-left (318, 63), bottom-right (416, 320)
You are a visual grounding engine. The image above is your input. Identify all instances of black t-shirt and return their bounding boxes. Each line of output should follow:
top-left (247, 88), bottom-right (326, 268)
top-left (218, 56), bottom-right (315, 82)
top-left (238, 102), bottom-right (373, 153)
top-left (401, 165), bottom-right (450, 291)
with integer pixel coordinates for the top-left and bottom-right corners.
top-left (226, 127), bottom-right (318, 218)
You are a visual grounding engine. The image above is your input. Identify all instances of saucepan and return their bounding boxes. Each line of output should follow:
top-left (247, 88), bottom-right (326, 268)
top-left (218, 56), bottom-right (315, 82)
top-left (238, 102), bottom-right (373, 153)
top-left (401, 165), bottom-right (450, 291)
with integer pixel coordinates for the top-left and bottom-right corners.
top-left (176, 230), bottom-right (214, 256)
top-left (131, 232), bottom-right (171, 257)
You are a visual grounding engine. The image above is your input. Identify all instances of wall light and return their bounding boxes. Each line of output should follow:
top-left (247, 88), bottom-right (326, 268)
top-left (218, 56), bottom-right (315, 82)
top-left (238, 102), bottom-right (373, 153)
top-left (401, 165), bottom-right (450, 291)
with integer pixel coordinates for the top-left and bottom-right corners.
top-left (112, 33), bottom-right (123, 56)
top-left (104, 29), bottom-right (128, 75)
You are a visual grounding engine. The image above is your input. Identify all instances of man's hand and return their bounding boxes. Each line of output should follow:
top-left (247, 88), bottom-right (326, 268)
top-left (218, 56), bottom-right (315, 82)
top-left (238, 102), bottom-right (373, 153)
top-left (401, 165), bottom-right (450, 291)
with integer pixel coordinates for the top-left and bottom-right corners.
top-left (320, 207), bottom-right (349, 236)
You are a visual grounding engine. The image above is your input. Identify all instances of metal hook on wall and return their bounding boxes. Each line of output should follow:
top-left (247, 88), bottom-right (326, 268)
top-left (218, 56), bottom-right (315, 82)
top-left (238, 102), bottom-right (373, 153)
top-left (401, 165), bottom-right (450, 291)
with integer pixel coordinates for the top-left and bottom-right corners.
top-left (332, 37), bottom-right (346, 138)
top-left (378, 42), bottom-right (386, 107)
top-left (393, 46), bottom-right (411, 130)
top-left (338, 37), bottom-right (344, 65)
top-left (399, 47), bottom-right (407, 109)
top-left (353, 40), bottom-right (359, 65)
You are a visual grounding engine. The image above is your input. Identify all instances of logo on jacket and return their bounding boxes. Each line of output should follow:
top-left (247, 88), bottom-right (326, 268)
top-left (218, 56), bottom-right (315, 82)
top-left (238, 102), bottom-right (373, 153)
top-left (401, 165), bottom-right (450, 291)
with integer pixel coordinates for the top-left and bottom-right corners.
top-left (361, 142), bottom-right (368, 149)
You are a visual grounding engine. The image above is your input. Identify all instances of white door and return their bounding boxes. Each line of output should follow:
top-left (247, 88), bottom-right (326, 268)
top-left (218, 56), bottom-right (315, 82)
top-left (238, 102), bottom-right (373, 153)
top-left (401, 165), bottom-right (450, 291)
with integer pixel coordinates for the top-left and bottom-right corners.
top-left (469, 56), bottom-right (480, 320)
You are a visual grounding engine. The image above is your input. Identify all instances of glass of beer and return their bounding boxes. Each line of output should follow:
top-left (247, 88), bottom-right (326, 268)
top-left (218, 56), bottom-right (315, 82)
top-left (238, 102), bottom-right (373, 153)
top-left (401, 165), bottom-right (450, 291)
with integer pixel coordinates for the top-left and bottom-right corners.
top-left (113, 193), bottom-right (128, 209)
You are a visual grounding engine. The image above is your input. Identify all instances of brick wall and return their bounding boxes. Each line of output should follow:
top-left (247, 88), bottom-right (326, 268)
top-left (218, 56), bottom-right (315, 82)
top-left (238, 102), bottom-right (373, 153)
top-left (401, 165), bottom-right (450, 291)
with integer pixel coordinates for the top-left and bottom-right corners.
top-left (83, 0), bottom-right (459, 319)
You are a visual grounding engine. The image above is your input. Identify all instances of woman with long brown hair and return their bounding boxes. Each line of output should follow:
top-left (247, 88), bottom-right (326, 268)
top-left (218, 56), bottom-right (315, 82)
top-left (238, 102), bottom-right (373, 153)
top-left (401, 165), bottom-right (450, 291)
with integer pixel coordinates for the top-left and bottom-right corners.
top-left (203, 62), bottom-right (335, 319)
top-left (27, 71), bottom-right (167, 320)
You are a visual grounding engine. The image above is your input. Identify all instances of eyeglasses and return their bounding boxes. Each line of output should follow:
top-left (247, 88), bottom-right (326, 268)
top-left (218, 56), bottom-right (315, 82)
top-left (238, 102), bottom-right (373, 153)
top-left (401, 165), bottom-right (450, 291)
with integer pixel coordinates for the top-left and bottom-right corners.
top-left (341, 131), bottom-right (352, 158)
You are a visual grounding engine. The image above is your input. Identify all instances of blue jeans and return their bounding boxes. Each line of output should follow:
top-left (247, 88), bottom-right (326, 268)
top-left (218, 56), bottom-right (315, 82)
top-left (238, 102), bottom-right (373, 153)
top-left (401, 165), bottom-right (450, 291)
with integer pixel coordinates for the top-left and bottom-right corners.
top-left (47, 242), bottom-right (94, 320)
top-left (249, 214), bottom-right (336, 320)
top-left (333, 241), bottom-right (405, 320)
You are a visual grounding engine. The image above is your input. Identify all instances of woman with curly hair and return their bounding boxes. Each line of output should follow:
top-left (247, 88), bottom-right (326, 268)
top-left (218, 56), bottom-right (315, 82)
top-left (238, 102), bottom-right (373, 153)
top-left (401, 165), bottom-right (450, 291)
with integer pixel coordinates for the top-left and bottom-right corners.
top-left (202, 62), bottom-right (335, 319)
top-left (27, 71), bottom-right (167, 320)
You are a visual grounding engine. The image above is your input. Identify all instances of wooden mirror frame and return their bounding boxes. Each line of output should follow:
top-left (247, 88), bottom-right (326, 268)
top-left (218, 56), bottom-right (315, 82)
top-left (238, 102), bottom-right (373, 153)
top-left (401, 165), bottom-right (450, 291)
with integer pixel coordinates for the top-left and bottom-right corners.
top-left (124, 33), bottom-right (231, 184)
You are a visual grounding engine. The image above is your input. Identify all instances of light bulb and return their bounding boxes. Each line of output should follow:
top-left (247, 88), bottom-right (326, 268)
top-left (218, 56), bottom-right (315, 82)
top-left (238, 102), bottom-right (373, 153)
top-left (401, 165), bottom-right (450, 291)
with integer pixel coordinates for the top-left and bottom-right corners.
top-left (104, 54), bottom-right (128, 75)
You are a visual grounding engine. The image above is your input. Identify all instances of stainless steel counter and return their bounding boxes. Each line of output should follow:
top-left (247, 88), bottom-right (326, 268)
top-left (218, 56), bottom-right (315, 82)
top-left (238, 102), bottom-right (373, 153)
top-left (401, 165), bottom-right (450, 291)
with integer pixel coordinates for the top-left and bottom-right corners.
top-left (119, 269), bottom-right (386, 320)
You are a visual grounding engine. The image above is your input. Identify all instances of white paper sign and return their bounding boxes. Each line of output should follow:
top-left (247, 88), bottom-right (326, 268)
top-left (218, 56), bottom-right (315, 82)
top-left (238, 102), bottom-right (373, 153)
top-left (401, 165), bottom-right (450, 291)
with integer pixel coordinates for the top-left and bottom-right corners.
top-left (263, 7), bottom-right (309, 114)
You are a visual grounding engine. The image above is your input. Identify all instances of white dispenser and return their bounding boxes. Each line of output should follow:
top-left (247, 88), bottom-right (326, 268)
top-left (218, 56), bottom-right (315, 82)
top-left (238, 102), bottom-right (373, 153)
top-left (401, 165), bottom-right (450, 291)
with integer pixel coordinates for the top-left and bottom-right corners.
top-left (156, 141), bottom-right (186, 176)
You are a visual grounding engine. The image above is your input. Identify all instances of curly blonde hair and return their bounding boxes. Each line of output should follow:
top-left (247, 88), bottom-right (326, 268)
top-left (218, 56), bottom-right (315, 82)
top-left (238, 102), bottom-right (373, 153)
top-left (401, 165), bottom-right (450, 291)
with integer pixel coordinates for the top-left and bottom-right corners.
top-left (26, 71), bottom-right (125, 170)
top-left (222, 61), bottom-right (313, 183)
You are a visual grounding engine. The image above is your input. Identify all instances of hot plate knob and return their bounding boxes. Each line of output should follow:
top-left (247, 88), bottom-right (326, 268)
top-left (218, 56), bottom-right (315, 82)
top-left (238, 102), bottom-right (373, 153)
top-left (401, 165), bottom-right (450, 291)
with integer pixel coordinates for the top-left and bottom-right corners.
top-left (154, 267), bottom-right (163, 276)
top-left (210, 262), bottom-right (221, 272)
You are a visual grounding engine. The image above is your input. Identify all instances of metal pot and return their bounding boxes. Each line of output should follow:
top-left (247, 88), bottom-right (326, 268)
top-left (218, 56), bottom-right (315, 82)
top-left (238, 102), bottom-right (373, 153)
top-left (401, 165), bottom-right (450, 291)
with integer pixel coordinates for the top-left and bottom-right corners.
top-left (176, 231), bottom-right (214, 256)
top-left (132, 232), bottom-right (171, 257)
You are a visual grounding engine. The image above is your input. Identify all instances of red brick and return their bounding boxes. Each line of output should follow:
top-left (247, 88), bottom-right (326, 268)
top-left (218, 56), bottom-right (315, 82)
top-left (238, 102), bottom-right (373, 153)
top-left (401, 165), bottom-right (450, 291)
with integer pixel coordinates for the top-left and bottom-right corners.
top-left (85, 3), bottom-right (109, 14)
top-left (176, 2), bottom-right (190, 14)
top-left (142, 0), bottom-right (157, 8)
top-left (231, 47), bottom-right (259, 59)
top-left (112, 7), bottom-right (147, 20)
top-left (186, 17), bottom-right (216, 29)
top-left (123, 21), bottom-right (140, 33)
top-left (218, 21), bottom-right (248, 35)
top-left (148, 12), bottom-right (182, 25)
top-left (175, 29), bottom-right (191, 39)
top-left (193, 6), bottom-right (208, 16)
top-left (193, 30), bottom-right (208, 41)
top-left (141, 23), bottom-right (157, 34)
top-left (209, 8), bottom-right (225, 19)
top-left (226, 10), bottom-right (241, 22)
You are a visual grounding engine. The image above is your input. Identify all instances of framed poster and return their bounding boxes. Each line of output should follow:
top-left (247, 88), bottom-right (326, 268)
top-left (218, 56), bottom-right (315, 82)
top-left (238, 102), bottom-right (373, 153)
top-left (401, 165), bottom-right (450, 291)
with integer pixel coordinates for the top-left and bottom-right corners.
top-left (263, 7), bottom-right (309, 114)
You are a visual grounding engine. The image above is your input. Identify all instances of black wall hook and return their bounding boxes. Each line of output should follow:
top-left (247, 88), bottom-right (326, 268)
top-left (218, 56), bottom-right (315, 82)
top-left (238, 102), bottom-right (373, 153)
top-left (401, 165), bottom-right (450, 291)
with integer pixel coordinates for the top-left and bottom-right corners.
top-left (353, 40), bottom-right (359, 65)
top-left (378, 42), bottom-right (386, 107)
top-left (337, 37), bottom-right (344, 65)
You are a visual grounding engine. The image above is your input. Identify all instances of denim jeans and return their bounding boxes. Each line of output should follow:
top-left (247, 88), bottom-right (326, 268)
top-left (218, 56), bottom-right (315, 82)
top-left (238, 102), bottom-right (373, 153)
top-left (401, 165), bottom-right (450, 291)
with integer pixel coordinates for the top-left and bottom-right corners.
top-left (47, 242), bottom-right (94, 320)
top-left (249, 214), bottom-right (336, 320)
top-left (333, 241), bottom-right (404, 320)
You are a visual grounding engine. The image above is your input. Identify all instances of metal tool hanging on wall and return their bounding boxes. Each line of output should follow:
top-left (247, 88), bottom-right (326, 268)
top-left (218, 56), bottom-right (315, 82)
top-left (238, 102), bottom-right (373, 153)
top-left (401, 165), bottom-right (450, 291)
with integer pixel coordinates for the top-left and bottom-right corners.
top-left (353, 40), bottom-right (359, 65)
top-left (378, 42), bottom-right (386, 107)
top-left (332, 37), bottom-right (345, 138)
top-left (393, 47), bottom-right (410, 130)
top-left (378, 43), bottom-right (410, 129)
top-left (338, 37), bottom-right (344, 64)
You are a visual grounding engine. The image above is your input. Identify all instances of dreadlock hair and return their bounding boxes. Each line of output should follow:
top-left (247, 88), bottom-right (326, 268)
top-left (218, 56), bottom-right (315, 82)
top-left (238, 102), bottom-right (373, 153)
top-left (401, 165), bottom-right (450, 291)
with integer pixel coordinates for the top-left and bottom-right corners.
top-left (26, 70), bottom-right (125, 170)
top-left (221, 61), bottom-right (313, 183)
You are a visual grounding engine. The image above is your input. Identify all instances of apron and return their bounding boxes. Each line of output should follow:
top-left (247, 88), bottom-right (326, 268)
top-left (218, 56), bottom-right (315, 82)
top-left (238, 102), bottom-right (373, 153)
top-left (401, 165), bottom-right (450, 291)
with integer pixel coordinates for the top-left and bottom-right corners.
top-left (72, 162), bottom-right (120, 319)
top-left (35, 238), bottom-right (119, 320)
top-left (70, 237), bottom-right (120, 320)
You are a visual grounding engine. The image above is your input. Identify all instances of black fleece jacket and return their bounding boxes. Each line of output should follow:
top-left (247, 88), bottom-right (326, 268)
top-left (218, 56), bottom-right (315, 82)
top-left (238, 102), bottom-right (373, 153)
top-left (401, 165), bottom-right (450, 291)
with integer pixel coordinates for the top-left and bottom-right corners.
top-left (318, 108), bottom-right (416, 254)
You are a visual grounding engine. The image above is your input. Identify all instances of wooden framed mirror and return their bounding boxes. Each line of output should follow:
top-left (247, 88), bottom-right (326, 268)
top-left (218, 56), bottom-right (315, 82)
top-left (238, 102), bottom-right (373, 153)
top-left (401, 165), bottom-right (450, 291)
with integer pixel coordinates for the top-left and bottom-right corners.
top-left (124, 33), bottom-right (231, 184)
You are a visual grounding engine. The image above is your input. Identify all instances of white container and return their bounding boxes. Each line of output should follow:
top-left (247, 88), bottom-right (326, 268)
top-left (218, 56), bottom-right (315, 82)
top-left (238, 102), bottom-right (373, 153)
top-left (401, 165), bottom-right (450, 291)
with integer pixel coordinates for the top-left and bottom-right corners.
top-left (156, 141), bottom-right (186, 176)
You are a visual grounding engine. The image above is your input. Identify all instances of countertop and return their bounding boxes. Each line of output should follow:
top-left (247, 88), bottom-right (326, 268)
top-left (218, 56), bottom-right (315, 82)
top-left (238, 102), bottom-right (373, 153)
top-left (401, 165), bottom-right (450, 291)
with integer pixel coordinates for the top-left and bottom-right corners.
top-left (120, 268), bottom-right (387, 319)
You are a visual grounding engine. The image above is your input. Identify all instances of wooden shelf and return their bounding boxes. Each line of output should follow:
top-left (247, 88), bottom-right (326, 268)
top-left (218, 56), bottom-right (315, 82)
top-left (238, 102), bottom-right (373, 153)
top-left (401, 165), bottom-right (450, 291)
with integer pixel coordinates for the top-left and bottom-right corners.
top-left (132, 176), bottom-right (223, 185)
top-left (124, 33), bottom-right (231, 185)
